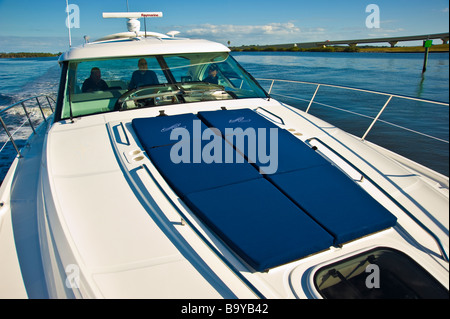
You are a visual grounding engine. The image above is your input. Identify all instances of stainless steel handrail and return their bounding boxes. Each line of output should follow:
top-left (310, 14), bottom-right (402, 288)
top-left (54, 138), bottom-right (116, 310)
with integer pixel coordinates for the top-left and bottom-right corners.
top-left (258, 78), bottom-right (449, 144)
top-left (0, 94), bottom-right (55, 158)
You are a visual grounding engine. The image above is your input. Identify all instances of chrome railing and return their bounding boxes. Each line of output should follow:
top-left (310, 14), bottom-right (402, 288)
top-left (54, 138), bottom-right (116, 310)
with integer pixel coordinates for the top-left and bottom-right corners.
top-left (258, 78), bottom-right (449, 176)
top-left (0, 94), bottom-right (55, 158)
top-left (259, 78), bottom-right (449, 143)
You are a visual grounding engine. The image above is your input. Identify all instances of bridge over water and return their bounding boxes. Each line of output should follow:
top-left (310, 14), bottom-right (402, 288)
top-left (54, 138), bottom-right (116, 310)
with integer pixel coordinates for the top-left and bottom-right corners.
top-left (259, 32), bottom-right (449, 49)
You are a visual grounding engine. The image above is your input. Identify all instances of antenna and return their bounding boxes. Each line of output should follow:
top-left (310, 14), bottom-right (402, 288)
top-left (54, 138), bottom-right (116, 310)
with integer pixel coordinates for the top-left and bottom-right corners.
top-left (102, 12), bottom-right (163, 18)
top-left (65, 0), bottom-right (72, 47)
top-left (167, 31), bottom-right (180, 38)
top-left (102, 12), bottom-right (163, 36)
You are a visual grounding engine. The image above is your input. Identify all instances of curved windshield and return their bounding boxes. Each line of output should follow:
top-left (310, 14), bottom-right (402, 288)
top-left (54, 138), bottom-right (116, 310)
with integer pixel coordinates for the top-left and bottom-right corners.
top-left (60, 52), bottom-right (268, 119)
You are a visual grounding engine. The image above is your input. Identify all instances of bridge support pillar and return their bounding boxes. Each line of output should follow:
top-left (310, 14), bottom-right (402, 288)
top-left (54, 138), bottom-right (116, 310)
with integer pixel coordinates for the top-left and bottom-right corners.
top-left (389, 41), bottom-right (398, 47)
top-left (441, 37), bottom-right (449, 44)
top-left (348, 43), bottom-right (358, 48)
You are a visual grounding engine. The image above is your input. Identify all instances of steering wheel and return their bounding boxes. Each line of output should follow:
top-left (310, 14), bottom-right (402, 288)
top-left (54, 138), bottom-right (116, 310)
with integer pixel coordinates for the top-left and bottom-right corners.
top-left (115, 86), bottom-right (162, 110)
top-left (115, 87), bottom-right (138, 110)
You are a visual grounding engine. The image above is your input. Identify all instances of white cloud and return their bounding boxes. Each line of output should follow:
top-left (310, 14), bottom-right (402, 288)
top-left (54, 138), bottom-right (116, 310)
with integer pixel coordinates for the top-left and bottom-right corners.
top-left (374, 28), bottom-right (405, 33)
top-left (185, 22), bottom-right (300, 36)
top-left (172, 22), bottom-right (302, 45)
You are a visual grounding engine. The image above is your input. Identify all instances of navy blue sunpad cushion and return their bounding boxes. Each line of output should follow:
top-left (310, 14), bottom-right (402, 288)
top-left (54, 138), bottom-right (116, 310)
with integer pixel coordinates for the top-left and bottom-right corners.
top-left (197, 108), bottom-right (396, 244)
top-left (133, 114), bottom-right (262, 195)
top-left (197, 109), bottom-right (330, 174)
top-left (184, 178), bottom-right (334, 271)
top-left (147, 141), bottom-right (262, 195)
top-left (266, 164), bottom-right (398, 245)
top-left (131, 110), bottom-right (397, 270)
top-left (132, 113), bottom-right (199, 149)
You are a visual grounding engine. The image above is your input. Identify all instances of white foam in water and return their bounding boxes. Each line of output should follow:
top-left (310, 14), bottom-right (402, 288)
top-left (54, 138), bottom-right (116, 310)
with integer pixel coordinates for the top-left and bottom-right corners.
top-left (0, 58), bottom-right (59, 182)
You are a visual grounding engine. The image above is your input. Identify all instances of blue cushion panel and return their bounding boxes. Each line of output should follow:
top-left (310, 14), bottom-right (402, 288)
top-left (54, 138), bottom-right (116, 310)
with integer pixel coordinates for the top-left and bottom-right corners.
top-left (132, 111), bottom-right (397, 271)
top-left (197, 109), bottom-right (330, 174)
top-left (133, 113), bottom-right (262, 195)
top-left (267, 165), bottom-right (397, 244)
top-left (198, 109), bottom-right (280, 131)
top-left (147, 142), bottom-right (262, 195)
top-left (184, 178), bottom-right (334, 271)
top-left (132, 113), bottom-right (199, 149)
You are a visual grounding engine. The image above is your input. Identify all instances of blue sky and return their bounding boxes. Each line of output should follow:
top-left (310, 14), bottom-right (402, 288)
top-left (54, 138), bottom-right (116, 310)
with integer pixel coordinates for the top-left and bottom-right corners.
top-left (0, 0), bottom-right (448, 52)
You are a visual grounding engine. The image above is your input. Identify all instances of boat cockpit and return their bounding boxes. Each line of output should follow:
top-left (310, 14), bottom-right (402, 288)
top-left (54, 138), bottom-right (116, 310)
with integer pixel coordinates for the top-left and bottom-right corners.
top-left (58, 52), bottom-right (268, 121)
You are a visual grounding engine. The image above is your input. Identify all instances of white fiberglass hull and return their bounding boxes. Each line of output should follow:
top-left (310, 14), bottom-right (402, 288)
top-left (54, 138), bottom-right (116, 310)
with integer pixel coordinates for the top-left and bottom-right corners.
top-left (1, 98), bottom-right (447, 298)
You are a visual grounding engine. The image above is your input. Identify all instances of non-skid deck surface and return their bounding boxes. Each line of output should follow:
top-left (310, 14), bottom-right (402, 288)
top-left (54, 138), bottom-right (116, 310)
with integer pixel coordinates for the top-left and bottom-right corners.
top-left (131, 109), bottom-right (396, 271)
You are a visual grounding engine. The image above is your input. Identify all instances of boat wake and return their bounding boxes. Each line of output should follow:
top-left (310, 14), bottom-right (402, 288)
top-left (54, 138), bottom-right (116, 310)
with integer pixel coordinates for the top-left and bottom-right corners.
top-left (0, 63), bottom-right (59, 183)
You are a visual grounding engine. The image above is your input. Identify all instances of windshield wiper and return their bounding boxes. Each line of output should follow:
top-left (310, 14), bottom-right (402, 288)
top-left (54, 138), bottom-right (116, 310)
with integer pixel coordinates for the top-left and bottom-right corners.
top-left (68, 83), bottom-right (74, 123)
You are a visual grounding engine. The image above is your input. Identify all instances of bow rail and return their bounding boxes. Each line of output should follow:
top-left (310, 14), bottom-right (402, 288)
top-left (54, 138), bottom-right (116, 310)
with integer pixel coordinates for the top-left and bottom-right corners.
top-left (259, 78), bottom-right (449, 144)
top-left (0, 94), bottom-right (55, 158)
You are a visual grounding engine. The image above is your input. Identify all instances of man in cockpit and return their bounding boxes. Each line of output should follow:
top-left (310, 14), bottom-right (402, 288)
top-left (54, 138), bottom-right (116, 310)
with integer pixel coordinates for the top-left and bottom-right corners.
top-left (128, 58), bottom-right (159, 89)
top-left (82, 67), bottom-right (108, 92)
top-left (203, 64), bottom-right (219, 85)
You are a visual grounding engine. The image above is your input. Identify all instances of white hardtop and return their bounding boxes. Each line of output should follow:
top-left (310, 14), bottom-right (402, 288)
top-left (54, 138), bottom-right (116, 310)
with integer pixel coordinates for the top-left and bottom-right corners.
top-left (59, 36), bottom-right (230, 62)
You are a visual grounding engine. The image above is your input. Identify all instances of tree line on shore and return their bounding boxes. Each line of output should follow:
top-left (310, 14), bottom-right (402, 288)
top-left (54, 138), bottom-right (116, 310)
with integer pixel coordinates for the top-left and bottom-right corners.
top-left (231, 46), bottom-right (359, 52)
top-left (0, 52), bottom-right (61, 58)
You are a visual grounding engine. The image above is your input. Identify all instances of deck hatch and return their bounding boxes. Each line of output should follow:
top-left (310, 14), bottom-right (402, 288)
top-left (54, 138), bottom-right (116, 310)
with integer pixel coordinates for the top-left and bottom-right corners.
top-left (314, 247), bottom-right (448, 299)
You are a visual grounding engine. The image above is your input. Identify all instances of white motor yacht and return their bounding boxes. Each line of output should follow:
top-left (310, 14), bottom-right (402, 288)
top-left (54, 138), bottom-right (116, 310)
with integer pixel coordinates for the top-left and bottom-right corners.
top-left (0, 12), bottom-right (448, 299)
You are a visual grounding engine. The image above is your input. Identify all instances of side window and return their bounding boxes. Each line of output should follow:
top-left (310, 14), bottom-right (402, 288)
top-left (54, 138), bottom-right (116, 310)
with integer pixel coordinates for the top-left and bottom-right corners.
top-left (63, 57), bottom-right (169, 119)
top-left (127, 58), bottom-right (168, 89)
top-left (164, 56), bottom-right (193, 82)
top-left (215, 62), bottom-right (246, 89)
top-left (73, 57), bottom-right (168, 93)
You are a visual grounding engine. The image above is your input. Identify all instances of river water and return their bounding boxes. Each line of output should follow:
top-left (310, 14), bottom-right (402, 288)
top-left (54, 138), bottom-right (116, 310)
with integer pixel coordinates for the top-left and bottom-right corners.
top-left (0, 52), bottom-right (448, 181)
top-left (233, 51), bottom-right (449, 176)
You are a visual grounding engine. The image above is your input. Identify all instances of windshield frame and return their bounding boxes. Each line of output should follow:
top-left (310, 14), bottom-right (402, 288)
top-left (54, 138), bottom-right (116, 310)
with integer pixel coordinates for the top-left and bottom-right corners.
top-left (55, 52), bottom-right (268, 121)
